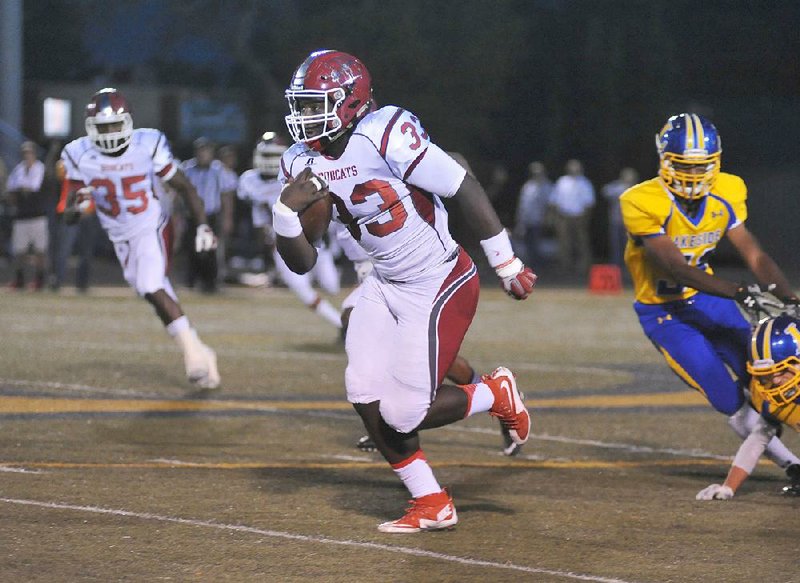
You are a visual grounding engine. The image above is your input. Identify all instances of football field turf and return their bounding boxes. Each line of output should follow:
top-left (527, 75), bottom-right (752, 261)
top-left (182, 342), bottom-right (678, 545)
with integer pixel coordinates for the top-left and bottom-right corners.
top-left (0, 285), bottom-right (796, 582)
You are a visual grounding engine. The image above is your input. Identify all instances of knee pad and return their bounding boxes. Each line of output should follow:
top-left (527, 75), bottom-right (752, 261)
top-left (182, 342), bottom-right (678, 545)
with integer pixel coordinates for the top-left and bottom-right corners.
top-left (728, 401), bottom-right (760, 439)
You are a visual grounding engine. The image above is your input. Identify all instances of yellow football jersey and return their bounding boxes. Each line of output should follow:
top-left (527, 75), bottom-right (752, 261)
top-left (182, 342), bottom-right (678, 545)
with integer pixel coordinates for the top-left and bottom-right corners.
top-left (621, 173), bottom-right (747, 304)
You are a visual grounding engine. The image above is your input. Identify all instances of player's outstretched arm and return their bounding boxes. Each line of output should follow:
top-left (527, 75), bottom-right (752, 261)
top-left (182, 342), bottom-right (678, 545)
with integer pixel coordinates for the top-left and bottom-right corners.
top-left (452, 173), bottom-right (536, 300)
top-left (727, 225), bottom-right (798, 303)
top-left (696, 417), bottom-right (776, 501)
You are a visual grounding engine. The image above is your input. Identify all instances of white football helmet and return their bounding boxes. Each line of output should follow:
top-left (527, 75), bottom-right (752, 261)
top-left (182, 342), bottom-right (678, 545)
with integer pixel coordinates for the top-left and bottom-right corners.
top-left (85, 88), bottom-right (134, 154)
top-left (252, 132), bottom-right (287, 177)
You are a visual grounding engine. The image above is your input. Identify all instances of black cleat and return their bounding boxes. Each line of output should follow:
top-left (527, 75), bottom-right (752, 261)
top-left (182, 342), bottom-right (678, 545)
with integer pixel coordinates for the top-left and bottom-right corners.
top-left (782, 463), bottom-right (800, 496)
top-left (356, 434), bottom-right (377, 452)
top-left (780, 484), bottom-right (800, 496)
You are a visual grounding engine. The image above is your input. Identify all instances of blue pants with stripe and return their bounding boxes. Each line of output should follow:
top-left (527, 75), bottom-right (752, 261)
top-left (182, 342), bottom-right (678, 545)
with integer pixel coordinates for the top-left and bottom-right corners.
top-left (634, 293), bottom-right (751, 415)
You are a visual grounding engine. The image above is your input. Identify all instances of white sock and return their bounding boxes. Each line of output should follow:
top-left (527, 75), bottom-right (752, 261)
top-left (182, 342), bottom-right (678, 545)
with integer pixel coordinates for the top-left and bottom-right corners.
top-left (461, 382), bottom-right (495, 417)
top-left (765, 436), bottom-right (800, 469)
top-left (172, 327), bottom-right (204, 365)
top-left (391, 451), bottom-right (441, 498)
top-left (166, 315), bottom-right (190, 337)
top-left (315, 298), bottom-right (342, 328)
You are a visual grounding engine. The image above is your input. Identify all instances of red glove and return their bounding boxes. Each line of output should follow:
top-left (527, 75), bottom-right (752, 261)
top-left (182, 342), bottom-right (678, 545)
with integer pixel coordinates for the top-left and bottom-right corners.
top-left (496, 258), bottom-right (537, 300)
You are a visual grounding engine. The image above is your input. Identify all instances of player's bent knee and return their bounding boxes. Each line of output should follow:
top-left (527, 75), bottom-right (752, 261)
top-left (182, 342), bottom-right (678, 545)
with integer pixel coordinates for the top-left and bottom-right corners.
top-left (710, 392), bottom-right (746, 417)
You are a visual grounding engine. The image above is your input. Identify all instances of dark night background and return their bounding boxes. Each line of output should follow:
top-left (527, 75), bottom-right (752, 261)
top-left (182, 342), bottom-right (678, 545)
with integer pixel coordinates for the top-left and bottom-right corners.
top-left (16, 0), bottom-right (800, 269)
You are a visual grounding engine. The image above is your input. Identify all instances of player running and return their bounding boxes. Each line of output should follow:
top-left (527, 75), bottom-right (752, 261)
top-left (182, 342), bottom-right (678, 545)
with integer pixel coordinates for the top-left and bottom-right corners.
top-left (61, 88), bottom-right (220, 389)
top-left (273, 50), bottom-right (536, 533)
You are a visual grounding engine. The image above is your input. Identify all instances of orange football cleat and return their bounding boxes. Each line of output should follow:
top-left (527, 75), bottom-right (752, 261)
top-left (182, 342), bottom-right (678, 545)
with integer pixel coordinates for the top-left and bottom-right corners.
top-left (378, 489), bottom-right (457, 533)
top-left (484, 366), bottom-right (531, 445)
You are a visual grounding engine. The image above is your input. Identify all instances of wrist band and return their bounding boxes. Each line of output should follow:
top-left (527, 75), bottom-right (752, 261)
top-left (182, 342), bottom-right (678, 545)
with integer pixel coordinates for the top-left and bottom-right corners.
top-left (272, 199), bottom-right (303, 238)
top-left (479, 230), bottom-right (515, 269)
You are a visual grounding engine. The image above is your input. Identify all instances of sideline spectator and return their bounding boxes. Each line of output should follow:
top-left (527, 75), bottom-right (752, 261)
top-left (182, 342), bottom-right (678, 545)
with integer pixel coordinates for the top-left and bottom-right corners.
top-left (181, 138), bottom-right (236, 293)
top-left (602, 167), bottom-right (639, 271)
top-left (5, 141), bottom-right (48, 290)
top-left (218, 143), bottom-right (249, 277)
top-left (514, 161), bottom-right (552, 267)
top-left (551, 159), bottom-right (595, 274)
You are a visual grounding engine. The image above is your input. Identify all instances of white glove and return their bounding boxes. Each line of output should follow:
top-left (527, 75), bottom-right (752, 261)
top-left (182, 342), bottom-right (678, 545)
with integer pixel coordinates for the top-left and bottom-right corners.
top-left (75, 186), bottom-right (95, 212)
top-left (495, 257), bottom-right (537, 300)
top-left (353, 260), bottom-right (374, 283)
top-left (195, 224), bottom-right (217, 253)
top-left (695, 484), bottom-right (734, 501)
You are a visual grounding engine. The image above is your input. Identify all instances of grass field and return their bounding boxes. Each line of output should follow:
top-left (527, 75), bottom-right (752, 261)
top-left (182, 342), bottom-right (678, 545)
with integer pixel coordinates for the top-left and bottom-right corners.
top-left (0, 284), bottom-right (797, 582)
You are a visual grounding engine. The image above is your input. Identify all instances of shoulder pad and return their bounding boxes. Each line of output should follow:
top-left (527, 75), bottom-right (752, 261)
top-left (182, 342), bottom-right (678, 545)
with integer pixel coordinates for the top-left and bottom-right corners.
top-left (714, 172), bottom-right (747, 200)
top-left (130, 128), bottom-right (164, 148)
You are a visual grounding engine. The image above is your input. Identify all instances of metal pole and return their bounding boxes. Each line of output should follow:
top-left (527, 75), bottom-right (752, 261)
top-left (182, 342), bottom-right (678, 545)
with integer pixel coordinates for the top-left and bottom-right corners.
top-left (0, 0), bottom-right (23, 134)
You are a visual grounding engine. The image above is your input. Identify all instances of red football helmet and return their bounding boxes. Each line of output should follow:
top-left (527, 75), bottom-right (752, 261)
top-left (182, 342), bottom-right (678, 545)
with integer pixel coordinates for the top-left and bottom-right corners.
top-left (85, 88), bottom-right (134, 154)
top-left (284, 50), bottom-right (373, 151)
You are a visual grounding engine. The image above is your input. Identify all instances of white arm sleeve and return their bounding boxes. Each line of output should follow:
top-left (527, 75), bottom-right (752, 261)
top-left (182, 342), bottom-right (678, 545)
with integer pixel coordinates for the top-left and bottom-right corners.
top-left (731, 417), bottom-right (778, 475)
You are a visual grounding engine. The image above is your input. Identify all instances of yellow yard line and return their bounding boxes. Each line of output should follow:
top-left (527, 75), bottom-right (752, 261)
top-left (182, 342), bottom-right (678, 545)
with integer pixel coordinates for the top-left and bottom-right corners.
top-left (0, 391), bottom-right (707, 415)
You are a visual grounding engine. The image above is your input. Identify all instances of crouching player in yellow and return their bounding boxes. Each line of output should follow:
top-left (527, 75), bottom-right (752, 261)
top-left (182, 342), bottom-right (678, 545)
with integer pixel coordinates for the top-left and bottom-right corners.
top-left (621, 113), bottom-right (800, 487)
top-left (697, 315), bottom-right (800, 499)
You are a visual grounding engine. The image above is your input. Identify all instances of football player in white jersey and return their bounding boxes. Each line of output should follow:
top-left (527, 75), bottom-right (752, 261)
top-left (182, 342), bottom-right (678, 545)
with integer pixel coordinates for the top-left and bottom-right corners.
top-left (336, 192), bottom-right (523, 457)
top-left (274, 50), bottom-right (537, 533)
top-left (61, 88), bottom-right (220, 390)
top-left (238, 133), bottom-right (342, 329)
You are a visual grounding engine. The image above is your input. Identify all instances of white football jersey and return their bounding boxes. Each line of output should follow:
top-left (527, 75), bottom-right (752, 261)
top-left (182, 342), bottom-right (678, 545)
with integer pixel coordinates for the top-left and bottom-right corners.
top-left (61, 129), bottom-right (177, 243)
top-left (238, 168), bottom-right (282, 229)
top-left (279, 106), bottom-right (466, 281)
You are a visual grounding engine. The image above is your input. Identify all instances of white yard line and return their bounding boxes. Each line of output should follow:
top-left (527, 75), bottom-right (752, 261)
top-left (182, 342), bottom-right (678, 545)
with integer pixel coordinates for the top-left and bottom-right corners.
top-left (0, 378), bottom-right (162, 398)
top-left (0, 466), bottom-right (45, 474)
top-left (320, 454), bottom-right (375, 463)
top-left (445, 425), bottom-right (730, 460)
top-left (0, 497), bottom-right (638, 583)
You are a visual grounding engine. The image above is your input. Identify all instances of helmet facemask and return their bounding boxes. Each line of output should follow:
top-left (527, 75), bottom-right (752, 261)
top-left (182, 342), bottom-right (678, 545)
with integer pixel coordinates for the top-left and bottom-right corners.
top-left (284, 50), bottom-right (373, 151)
top-left (285, 88), bottom-right (350, 149)
top-left (748, 356), bottom-right (800, 408)
top-left (658, 151), bottom-right (721, 201)
top-left (86, 113), bottom-right (133, 155)
top-left (655, 113), bottom-right (722, 202)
